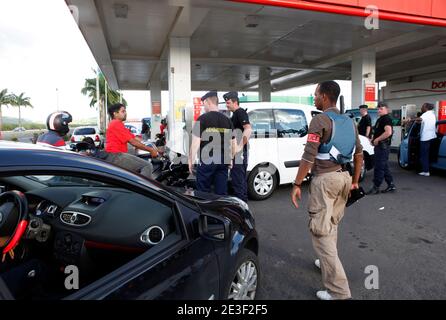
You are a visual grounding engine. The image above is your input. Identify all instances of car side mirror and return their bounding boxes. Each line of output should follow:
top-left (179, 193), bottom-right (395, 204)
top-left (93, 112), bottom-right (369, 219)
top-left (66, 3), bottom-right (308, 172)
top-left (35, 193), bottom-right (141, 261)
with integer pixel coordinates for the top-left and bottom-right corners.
top-left (300, 126), bottom-right (308, 137)
top-left (198, 214), bottom-right (230, 241)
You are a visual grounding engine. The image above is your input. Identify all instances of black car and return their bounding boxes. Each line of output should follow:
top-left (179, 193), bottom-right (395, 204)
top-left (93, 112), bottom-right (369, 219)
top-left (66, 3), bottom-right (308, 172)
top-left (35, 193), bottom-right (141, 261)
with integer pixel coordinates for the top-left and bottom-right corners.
top-left (0, 142), bottom-right (259, 300)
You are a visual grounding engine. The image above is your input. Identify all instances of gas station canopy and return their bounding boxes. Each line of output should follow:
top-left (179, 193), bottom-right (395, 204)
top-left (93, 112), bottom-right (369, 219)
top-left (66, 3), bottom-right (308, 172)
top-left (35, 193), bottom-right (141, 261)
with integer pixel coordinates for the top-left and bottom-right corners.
top-left (66, 0), bottom-right (446, 92)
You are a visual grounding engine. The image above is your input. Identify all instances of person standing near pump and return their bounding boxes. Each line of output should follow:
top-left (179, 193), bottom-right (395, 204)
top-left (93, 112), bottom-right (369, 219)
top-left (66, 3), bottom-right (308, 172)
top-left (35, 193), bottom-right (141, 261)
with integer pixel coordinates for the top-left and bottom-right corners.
top-left (189, 91), bottom-right (234, 196)
top-left (105, 103), bottom-right (159, 178)
top-left (37, 111), bottom-right (73, 148)
top-left (411, 103), bottom-right (437, 176)
top-left (367, 102), bottom-right (396, 194)
top-left (223, 91), bottom-right (252, 202)
top-left (290, 81), bottom-right (363, 300)
top-left (358, 104), bottom-right (372, 138)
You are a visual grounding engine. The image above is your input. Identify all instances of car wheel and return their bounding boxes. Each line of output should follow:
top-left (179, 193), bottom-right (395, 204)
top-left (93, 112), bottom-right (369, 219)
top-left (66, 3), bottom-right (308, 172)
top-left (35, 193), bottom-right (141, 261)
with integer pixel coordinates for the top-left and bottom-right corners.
top-left (226, 249), bottom-right (259, 300)
top-left (247, 166), bottom-right (277, 200)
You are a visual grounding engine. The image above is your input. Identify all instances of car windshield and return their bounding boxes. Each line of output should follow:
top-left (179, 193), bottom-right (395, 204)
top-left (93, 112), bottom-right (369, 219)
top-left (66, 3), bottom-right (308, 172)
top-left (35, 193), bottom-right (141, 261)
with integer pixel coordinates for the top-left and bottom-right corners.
top-left (346, 110), bottom-right (379, 127)
top-left (25, 175), bottom-right (113, 187)
top-left (74, 128), bottom-right (96, 135)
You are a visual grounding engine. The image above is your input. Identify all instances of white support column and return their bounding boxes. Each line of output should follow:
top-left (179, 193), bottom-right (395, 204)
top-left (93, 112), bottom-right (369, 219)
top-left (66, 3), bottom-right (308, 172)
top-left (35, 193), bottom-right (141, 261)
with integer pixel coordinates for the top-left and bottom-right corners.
top-left (150, 79), bottom-right (162, 138)
top-left (259, 67), bottom-right (272, 102)
top-left (167, 36), bottom-right (192, 156)
top-left (96, 72), bottom-right (101, 132)
top-left (105, 79), bottom-right (109, 129)
top-left (351, 51), bottom-right (376, 108)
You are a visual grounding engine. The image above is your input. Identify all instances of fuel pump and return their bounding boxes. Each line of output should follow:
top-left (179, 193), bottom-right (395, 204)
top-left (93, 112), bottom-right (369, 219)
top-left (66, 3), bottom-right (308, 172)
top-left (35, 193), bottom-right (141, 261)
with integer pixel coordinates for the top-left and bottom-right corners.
top-left (437, 101), bottom-right (446, 135)
top-left (401, 104), bottom-right (418, 138)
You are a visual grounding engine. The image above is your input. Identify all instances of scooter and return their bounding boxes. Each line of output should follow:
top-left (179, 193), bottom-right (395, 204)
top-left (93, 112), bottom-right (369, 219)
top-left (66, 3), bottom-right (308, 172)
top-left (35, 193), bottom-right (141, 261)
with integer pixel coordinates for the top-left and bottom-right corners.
top-left (138, 148), bottom-right (194, 188)
top-left (72, 140), bottom-right (195, 188)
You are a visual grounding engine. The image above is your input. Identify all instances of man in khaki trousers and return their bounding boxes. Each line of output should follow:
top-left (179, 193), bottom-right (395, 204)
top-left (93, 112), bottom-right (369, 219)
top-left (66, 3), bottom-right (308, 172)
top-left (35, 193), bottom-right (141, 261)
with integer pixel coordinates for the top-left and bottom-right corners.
top-left (291, 81), bottom-right (363, 300)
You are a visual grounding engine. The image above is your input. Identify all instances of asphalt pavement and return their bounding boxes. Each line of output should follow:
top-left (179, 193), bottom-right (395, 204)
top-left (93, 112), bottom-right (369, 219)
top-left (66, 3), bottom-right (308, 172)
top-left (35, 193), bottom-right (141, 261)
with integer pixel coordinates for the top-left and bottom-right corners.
top-left (250, 155), bottom-right (446, 300)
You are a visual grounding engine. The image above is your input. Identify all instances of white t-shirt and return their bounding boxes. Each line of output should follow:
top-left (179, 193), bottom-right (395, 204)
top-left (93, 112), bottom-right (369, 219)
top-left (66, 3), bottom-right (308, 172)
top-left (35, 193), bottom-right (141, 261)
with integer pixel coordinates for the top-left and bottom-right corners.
top-left (420, 110), bottom-right (437, 141)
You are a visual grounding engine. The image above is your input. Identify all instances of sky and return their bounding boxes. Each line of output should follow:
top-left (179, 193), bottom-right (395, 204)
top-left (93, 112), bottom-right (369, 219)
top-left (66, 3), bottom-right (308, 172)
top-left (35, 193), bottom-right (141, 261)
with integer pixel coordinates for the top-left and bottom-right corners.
top-left (0, 0), bottom-right (353, 124)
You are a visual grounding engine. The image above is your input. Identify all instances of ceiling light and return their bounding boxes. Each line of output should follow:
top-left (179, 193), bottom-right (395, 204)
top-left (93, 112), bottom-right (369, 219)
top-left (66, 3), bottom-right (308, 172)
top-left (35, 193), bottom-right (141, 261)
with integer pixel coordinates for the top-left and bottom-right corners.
top-left (437, 39), bottom-right (446, 47)
top-left (114, 4), bottom-right (128, 19)
top-left (210, 49), bottom-right (219, 58)
top-left (245, 15), bottom-right (259, 28)
top-left (119, 41), bottom-right (129, 53)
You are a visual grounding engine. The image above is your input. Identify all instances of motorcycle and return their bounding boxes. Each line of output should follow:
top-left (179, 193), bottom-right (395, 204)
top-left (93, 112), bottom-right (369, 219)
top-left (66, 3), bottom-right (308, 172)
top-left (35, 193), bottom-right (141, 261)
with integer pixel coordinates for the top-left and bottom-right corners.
top-left (72, 141), bottom-right (195, 189)
top-left (137, 147), bottom-right (194, 188)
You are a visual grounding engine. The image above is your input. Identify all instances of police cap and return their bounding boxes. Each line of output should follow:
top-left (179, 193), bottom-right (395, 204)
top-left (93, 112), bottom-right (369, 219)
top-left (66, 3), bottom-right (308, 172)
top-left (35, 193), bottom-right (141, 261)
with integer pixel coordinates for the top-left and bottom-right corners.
top-left (201, 91), bottom-right (218, 101)
top-left (223, 91), bottom-right (238, 101)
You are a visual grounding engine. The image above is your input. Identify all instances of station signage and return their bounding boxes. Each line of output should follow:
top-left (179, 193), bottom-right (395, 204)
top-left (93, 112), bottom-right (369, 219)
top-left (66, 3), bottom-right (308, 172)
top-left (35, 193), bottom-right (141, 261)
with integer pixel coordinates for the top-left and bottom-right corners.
top-left (432, 80), bottom-right (446, 89)
top-left (193, 97), bottom-right (203, 121)
top-left (384, 79), bottom-right (446, 100)
top-left (151, 101), bottom-right (161, 115)
top-left (364, 83), bottom-right (376, 108)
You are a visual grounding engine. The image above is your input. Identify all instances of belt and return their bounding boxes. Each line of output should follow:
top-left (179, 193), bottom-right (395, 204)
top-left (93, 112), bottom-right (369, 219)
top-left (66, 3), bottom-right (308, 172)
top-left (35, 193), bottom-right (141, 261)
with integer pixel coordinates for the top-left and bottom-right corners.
top-left (335, 167), bottom-right (348, 173)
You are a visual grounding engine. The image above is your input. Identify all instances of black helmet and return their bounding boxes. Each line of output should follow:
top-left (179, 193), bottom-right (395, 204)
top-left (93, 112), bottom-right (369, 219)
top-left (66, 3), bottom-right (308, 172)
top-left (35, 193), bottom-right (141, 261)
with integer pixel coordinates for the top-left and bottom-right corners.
top-left (46, 111), bottom-right (72, 136)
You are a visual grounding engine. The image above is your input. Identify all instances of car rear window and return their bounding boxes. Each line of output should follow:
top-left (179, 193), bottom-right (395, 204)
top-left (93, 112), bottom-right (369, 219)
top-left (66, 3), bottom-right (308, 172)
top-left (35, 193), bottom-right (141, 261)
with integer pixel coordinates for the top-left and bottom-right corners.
top-left (74, 128), bottom-right (96, 135)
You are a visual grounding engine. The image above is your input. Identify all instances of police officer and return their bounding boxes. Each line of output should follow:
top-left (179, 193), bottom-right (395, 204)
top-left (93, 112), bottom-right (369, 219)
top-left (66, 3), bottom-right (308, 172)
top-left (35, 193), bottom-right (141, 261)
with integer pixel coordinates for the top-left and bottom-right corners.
top-left (189, 91), bottom-right (234, 195)
top-left (223, 91), bottom-right (252, 202)
top-left (358, 104), bottom-right (372, 138)
top-left (290, 81), bottom-right (363, 300)
top-left (37, 111), bottom-right (72, 148)
top-left (367, 102), bottom-right (396, 194)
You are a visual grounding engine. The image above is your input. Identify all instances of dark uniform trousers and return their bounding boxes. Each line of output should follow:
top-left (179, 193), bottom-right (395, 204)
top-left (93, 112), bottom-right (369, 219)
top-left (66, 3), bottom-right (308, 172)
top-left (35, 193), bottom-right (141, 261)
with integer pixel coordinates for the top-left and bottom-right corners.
top-left (373, 143), bottom-right (393, 188)
top-left (196, 163), bottom-right (229, 195)
top-left (230, 150), bottom-right (248, 202)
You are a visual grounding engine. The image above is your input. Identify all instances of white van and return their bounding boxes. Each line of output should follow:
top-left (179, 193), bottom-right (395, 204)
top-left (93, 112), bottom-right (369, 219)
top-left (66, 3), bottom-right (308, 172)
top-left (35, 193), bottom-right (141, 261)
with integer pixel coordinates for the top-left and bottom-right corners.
top-left (220, 102), bottom-right (375, 200)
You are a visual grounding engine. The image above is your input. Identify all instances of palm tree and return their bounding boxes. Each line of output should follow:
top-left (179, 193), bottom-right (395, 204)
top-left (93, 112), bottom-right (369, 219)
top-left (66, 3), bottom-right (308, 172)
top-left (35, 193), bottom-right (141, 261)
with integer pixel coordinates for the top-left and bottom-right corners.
top-left (11, 92), bottom-right (33, 128)
top-left (81, 72), bottom-right (126, 132)
top-left (0, 89), bottom-right (13, 134)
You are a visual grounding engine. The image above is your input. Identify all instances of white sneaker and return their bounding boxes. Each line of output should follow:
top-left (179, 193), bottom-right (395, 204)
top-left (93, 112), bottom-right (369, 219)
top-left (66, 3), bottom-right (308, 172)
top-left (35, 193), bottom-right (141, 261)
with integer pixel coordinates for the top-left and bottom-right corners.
top-left (316, 290), bottom-right (334, 300)
top-left (418, 172), bottom-right (430, 176)
top-left (315, 259), bottom-right (321, 269)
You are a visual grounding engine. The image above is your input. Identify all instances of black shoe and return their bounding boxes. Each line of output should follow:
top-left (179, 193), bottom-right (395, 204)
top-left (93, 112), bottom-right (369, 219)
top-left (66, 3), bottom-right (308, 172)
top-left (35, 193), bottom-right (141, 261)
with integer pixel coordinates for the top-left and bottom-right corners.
top-left (366, 186), bottom-right (380, 195)
top-left (381, 184), bottom-right (396, 193)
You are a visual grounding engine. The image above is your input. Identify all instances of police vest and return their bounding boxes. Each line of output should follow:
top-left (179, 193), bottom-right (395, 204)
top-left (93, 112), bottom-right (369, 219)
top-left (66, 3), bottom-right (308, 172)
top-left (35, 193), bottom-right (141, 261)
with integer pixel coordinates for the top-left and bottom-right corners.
top-left (315, 111), bottom-right (356, 165)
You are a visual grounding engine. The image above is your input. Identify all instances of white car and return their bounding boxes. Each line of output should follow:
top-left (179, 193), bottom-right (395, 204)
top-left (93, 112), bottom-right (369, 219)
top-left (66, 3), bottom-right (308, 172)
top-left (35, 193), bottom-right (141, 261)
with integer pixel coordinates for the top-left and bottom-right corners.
top-left (220, 102), bottom-right (375, 200)
top-left (12, 127), bottom-right (26, 132)
top-left (124, 123), bottom-right (143, 139)
top-left (70, 126), bottom-right (102, 147)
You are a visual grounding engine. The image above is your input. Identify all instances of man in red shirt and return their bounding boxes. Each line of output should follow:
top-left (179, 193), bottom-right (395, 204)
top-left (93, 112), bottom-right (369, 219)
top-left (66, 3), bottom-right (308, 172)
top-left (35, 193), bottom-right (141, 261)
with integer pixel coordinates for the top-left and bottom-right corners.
top-left (105, 103), bottom-right (159, 178)
top-left (159, 118), bottom-right (167, 135)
